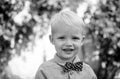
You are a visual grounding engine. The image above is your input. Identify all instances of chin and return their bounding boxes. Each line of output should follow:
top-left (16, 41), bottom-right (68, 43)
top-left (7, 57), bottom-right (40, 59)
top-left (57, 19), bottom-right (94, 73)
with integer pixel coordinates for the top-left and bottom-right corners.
top-left (63, 55), bottom-right (75, 59)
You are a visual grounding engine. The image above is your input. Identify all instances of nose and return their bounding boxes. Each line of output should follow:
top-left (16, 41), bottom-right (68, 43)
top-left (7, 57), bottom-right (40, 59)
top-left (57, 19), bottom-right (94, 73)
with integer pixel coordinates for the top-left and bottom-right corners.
top-left (64, 40), bottom-right (73, 47)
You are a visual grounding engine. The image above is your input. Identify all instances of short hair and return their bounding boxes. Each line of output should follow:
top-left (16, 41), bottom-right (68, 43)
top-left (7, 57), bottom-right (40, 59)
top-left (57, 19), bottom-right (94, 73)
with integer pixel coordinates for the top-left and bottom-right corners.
top-left (50, 10), bottom-right (86, 36)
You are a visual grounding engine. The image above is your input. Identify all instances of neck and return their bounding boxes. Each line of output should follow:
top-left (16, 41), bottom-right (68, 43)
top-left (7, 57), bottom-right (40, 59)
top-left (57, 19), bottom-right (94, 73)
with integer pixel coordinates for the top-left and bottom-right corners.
top-left (56, 53), bottom-right (76, 63)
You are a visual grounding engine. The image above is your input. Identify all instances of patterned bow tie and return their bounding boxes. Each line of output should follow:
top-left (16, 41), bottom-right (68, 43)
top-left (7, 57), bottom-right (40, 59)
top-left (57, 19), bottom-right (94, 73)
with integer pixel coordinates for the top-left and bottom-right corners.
top-left (62, 62), bottom-right (83, 73)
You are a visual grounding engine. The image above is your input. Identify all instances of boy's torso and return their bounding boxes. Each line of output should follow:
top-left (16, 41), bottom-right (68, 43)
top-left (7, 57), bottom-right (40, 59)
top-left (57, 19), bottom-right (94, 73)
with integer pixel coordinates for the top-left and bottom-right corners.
top-left (37, 55), bottom-right (96, 79)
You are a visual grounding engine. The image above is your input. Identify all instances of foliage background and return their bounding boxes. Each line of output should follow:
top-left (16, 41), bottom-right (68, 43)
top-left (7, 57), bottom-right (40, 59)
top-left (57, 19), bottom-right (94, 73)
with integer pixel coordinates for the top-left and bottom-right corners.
top-left (0, 0), bottom-right (120, 79)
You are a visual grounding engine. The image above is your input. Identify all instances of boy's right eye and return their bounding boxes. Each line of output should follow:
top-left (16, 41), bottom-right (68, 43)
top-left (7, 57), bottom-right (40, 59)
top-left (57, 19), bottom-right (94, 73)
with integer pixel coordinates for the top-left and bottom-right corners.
top-left (58, 37), bottom-right (65, 39)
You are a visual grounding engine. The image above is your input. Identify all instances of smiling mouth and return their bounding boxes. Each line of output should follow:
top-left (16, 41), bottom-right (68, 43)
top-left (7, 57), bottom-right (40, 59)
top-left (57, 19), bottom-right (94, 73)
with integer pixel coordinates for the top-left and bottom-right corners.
top-left (62, 49), bottom-right (74, 52)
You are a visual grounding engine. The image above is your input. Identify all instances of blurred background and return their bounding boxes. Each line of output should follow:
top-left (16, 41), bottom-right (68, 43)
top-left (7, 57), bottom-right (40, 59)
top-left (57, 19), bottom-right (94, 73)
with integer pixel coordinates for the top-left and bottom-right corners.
top-left (0, 0), bottom-right (120, 79)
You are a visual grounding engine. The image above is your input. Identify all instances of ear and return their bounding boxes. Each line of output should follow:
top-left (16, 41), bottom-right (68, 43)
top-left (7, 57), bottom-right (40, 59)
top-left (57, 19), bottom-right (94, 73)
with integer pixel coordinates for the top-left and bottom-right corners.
top-left (49, 35), bottom-right (54, 44)
top-left (80, 36), bottom-right (85, 46)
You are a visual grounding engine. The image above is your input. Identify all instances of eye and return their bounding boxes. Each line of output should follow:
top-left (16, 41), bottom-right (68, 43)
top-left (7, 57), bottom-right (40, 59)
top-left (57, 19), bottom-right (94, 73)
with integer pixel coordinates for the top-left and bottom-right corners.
top-left (58, 36), bottom-right (65, 40)
top-left (72, 37), bottom-right (80, 40)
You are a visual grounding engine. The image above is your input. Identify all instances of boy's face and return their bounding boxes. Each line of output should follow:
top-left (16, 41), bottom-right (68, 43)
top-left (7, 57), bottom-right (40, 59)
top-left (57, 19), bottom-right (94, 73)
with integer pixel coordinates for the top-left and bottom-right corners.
top-left (50, 26), bottom-right (84, 61)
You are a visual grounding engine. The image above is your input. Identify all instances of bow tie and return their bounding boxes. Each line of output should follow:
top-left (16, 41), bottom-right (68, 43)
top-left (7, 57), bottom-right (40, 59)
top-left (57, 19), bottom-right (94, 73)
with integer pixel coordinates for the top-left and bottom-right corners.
top-left (62, 62), bottom-right (83, 73)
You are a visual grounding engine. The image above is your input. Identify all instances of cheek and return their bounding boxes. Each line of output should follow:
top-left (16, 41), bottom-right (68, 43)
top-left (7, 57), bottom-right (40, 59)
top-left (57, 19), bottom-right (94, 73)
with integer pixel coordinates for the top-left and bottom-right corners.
top-left (54, 41), bottom-right (63, 48)
top-left (55, 40), bottom-right (64, 45)
top-left (75, 43), bottom-right (82, 49)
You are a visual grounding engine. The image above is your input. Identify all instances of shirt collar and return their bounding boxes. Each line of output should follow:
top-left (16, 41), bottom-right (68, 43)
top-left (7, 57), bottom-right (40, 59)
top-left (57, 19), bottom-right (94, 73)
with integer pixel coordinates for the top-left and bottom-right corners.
top-left (53, 54), bottom-right (81, 66)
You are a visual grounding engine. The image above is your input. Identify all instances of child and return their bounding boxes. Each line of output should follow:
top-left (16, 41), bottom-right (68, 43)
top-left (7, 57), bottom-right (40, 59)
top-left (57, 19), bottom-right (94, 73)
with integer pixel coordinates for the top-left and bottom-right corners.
top-left (35, 10), bottom-right (97, 79)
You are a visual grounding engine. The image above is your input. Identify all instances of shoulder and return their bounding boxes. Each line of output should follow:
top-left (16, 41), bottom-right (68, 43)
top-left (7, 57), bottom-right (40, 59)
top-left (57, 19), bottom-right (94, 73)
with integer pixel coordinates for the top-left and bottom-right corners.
top-left (35, 58), bottom-right (59, 78)
top-left (35, 59), bottom-right (55, 79)
top-left (37, 59), bottom-right (57, 71)
top-left (83, 62), bottom-right (97, 78)
top-left (83, 62), bottom-right (93, 71)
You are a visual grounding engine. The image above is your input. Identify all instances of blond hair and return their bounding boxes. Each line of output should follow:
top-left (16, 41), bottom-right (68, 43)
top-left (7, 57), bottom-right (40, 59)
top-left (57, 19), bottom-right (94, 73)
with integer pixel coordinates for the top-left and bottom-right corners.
top-left (50, 10), bottom-right (86, 36)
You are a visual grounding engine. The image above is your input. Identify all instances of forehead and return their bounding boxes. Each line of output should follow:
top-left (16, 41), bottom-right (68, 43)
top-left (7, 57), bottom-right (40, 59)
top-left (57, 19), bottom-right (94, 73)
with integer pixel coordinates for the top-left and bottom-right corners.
top-left (52, 24), bottom-right (83, 37)
top-left (51, 20), bottom-right (84, 35)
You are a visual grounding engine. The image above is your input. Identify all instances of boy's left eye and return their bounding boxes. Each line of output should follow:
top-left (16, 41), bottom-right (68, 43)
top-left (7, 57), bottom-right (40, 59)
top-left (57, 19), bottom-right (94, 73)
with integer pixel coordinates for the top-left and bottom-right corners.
top-left (72, 37), bottom-right (80, 40)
